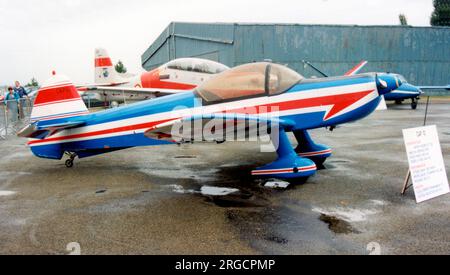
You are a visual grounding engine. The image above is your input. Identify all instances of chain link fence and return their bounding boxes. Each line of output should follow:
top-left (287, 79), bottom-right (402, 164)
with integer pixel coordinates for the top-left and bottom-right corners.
top-left (0, 97), bottom-right (34, 140)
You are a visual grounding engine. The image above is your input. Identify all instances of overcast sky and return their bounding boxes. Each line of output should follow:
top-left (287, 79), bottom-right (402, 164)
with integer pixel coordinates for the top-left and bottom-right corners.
top-left (0, 0), bottom-right (435, 86)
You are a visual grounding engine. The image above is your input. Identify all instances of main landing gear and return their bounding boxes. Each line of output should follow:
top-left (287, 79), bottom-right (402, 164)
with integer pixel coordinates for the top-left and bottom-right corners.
top-left (294, 130), bottom-right (332, 168)
top-left (251, 128), bottom-right (333, 181)
top-left (395, 98), bottom-right (419, 110)
top-left (252, 128), bottom-right (317, 180)
top-left (65, 152), bottom-right (78, 168)
top-left (411, 98), bottom-right (418, 110)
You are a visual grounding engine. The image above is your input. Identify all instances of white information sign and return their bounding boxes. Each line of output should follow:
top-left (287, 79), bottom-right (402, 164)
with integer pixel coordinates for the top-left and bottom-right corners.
top-left (403, 125), bottom-right (449, 203)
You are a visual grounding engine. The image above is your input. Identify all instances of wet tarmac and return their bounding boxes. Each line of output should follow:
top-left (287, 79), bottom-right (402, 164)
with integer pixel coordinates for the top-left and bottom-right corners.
top-left (0, 101), bottom-right (449, 255)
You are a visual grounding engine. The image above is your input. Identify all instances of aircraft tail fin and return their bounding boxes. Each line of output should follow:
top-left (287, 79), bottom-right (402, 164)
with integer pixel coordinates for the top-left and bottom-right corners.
top-left (30, 72), bottom-right (89, 124)
top-left (344, 61), bottom-right (368, 76)
top-left (95, 48), bottom-right (123, 84)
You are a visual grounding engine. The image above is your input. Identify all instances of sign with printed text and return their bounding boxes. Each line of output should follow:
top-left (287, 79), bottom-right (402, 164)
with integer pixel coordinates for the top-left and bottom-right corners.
top-left (403, 125), bottom-right (449, 203)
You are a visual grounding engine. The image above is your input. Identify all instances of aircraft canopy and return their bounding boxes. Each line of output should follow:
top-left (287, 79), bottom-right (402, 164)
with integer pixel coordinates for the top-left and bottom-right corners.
top-left (196, 62), bottom-right (303, 102)
top-left (164, 58), bottom-right (229, 75)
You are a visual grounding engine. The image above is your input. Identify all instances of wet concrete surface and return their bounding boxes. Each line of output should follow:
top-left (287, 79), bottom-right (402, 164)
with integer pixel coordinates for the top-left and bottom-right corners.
top-left (0, 102), bottom-right (449, 255)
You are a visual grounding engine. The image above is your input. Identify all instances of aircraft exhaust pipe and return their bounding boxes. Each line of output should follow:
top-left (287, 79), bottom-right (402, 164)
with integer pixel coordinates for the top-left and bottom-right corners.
top-left (376, 73), bottom-right (402, 95)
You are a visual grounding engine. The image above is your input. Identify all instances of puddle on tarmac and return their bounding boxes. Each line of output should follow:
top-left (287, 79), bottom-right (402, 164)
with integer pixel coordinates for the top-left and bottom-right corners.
top-left (200, 186), bottom-right (239, 196)
top-left (263, 179), bottom-right (290, 189)
top-left (328, 160), bottom-right (351, 164)
top-left (167, 184), bottom-right (268, 208)
top-left (208, 193), bottom-right (268, 208)
top-left (174, 155), bottom-right (197, 159)
top-left (313, 206), bottom-right (378, 222)
top-left (319, 214), bottom-right (360, 234)
top-left (323, 159), bottom-right (351, 170)
top-left (265, 235), bottom-right (289, 244)
top-left (0, 191), bottom-right (16, 196)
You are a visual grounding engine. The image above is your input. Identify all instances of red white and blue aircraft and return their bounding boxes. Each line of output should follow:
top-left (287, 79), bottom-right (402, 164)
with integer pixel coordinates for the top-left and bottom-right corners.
top-left (18, 62), bottom-right (400, 180)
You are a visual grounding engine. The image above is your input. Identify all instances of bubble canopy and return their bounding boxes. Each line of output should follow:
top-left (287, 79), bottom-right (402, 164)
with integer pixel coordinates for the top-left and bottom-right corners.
top-left (164, 58), bottom-right (229, 75)
top-left (196, 62), bottom-right (304, 102)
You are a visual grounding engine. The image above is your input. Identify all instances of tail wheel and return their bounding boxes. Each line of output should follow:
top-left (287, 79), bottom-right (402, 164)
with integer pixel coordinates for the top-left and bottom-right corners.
top-left (65, 159), bottom-right (74, 168)
top-left (64, 152), bottom-right (77, 168)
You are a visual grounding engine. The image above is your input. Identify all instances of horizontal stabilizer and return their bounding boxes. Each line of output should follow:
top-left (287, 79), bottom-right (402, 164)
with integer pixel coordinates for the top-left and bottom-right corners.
top-left (18, 121), bottom-right (85, 139)
top-left (418, 85), bottom-right (450, 91)
top-left (76, 81), bottom-right (130, 89)
top-left (85, 86), bottom-right (190, 96)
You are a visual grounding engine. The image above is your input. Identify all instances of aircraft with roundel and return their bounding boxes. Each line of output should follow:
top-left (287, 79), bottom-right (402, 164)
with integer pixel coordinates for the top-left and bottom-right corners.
top-left (78, 48), bottom-right (230, 105)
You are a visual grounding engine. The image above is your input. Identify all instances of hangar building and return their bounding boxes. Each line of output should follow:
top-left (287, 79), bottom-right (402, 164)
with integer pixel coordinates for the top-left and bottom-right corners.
top-left (142, 22), bottom-right (450, 89)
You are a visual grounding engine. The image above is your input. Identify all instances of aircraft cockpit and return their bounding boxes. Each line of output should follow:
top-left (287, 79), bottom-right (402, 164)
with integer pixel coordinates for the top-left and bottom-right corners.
top-left (396, 74), bottom-right (408, 84)
top-left (196, 62), bottom-right (304, 103)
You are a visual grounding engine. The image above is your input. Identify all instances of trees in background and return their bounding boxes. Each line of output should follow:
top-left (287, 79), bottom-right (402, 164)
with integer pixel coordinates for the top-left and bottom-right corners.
top-left (399, 14), bottom-right (408, 26)
top-left (115, 60), bottom-right (127, 74)
top-left (26, 77), bottom-right (39, 88)
top-left (431, 0), bottom-right (450, 26)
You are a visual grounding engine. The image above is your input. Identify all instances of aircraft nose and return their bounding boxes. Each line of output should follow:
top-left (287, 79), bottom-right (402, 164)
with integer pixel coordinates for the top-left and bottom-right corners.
top-left (376, 74), bottom-right (402, 95)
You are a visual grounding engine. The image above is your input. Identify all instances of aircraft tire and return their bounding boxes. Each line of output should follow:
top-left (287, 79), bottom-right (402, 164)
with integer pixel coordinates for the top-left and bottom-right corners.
top-left (65, 159), bottom-right (74, 168)
top-left (411, 101), bottom-right (418, 110)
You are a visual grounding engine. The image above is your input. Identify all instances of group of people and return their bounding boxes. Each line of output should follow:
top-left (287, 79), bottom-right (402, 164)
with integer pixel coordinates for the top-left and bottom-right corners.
top-left (3, 81), bottom-right (29, 123)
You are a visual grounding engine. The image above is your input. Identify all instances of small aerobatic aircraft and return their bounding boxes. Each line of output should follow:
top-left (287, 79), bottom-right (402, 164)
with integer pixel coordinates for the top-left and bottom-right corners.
top-left (18, 62), bottom-right (400, 180)
top-left (383, 74), bottom-right (449, 109)
top-left (303, 60), bottom-right (450, 109)
top-left (78, 48), bottom-right (229, 105)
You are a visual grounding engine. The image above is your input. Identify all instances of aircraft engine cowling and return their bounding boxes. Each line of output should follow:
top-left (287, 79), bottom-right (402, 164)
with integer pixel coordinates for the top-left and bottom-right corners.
top-left (376, 73), bottom-right (402, 95)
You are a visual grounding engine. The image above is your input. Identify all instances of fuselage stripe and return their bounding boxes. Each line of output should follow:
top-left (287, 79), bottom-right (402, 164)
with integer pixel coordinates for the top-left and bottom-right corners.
top-left (251, 165), bottom-right (317, 175)
top-left (298, 149), bottom-right (333, 157)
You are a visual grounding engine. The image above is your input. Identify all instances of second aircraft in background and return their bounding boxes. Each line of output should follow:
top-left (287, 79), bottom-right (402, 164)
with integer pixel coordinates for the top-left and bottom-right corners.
top-left (78, 48), bottom-right (229, 106)
top-left (303, 60), bottom-right (450, 109)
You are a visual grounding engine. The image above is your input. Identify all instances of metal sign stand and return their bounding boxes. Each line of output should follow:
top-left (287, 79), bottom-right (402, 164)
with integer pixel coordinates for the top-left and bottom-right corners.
top-left (401, 170), bottom-right (412, 195)
top-left (401, 96), bottom-right (430, 195)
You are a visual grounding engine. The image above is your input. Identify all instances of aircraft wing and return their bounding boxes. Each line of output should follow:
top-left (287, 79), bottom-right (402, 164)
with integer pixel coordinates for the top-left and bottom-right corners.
top-left (144, 113), bottom-right (294, 142)
top-left (83, 86), bottom-right (191, 96)
top-left (75, 81), bottom-right (130, 89)
top-left (417, 85), bottom-right (450, 91)
top-left (17, 121), bottom-right (85, 139)
top-left (344, 61), bottom-right (368, 76)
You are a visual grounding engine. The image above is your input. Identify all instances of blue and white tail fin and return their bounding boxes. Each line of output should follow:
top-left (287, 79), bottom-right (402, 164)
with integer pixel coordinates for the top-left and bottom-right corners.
top-left (30, 72), bottom-right (89, 124)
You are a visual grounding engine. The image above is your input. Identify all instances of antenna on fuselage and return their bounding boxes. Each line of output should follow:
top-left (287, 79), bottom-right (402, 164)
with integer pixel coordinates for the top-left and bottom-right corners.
top-left (302, 60), bottom-right (329, 78)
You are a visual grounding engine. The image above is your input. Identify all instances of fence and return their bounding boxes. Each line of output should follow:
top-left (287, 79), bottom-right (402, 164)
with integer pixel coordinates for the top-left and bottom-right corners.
top-left (0, 97), bottom-right (34, 140)
top-left (0, 94), bottom-right (128, 140)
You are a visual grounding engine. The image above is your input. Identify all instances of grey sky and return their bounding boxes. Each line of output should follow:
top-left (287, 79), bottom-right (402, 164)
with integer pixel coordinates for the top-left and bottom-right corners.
top-left (0, 0), bottom-right (434, 86)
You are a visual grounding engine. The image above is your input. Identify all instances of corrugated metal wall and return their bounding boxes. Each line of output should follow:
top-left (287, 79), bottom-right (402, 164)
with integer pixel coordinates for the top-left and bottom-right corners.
top-left (142, 22), bottom-right (450, 86)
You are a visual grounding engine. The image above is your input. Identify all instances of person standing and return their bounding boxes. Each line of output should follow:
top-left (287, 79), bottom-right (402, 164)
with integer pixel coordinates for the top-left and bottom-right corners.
top-left (4, 87), bottom-right (20, 124)
top-left (14, 81), bottom-right (28, 119)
